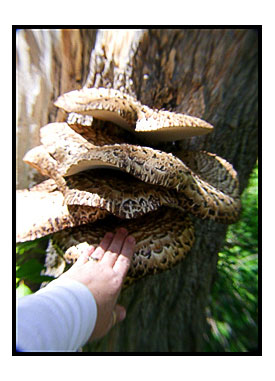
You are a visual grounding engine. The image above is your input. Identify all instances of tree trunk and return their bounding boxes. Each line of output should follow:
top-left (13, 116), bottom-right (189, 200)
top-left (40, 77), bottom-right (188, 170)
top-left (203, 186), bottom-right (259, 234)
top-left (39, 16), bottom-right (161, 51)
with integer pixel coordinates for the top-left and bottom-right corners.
top-left (16, 28), bottom-right (258, 352)
top-left (16, 29), bottom-right (97, 189)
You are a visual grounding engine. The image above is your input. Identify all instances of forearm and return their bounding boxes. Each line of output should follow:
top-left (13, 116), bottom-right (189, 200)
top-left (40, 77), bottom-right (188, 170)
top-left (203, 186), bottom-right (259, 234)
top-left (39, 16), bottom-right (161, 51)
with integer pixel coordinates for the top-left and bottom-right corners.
top-left (16, 278), bottom-right (97, 352)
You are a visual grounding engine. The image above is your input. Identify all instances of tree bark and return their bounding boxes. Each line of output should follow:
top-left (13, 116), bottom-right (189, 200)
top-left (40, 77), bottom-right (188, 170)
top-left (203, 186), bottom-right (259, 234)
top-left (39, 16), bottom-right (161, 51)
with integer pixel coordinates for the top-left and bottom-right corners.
top-left (16, 28), bottom-right (97, 189)
top-left (16, 28), bottom-right (258, 352)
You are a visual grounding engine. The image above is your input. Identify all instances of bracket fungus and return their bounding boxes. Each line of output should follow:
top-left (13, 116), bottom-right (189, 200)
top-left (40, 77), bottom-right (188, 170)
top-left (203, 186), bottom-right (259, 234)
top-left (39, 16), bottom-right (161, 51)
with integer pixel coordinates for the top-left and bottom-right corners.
top-left (55, 87), bottom-right (214, 142)
top-left (17, 87), bottom-right (241, 286)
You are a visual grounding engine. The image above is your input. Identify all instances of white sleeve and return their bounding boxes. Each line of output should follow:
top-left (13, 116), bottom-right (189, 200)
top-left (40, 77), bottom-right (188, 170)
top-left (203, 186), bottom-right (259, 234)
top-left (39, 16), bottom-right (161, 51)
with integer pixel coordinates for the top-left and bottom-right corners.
top-left (16, 278), bottom-right (97, 352)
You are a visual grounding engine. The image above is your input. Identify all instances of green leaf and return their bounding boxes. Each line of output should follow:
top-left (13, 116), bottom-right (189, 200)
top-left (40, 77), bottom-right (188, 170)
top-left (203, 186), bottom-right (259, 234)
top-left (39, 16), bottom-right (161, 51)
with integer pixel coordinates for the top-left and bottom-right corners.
top-left (16, 282), bottom-right (32, 298)
top-left (16, 258), bottom-right (44, 278)
top-left (16, 258), bottom-right (55, 284)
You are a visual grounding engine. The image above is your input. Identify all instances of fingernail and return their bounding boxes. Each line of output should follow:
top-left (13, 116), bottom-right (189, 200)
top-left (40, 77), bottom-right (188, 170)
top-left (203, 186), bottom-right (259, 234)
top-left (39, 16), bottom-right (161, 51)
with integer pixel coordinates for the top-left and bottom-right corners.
top-left (119, 308), bottom-right (126, 321)
top-left (105, 232), bottom-right (113, 239)
top-left (118, 227), bottom-right (128, 234)
top-left (127, 235), bottom-right (135, 244)
top-left (87, 246), bottom-right (95, 255)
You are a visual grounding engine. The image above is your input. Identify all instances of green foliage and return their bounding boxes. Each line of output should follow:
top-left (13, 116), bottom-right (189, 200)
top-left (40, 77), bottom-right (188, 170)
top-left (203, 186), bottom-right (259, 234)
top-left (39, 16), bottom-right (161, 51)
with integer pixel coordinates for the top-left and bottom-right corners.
top-left (16, 282), bottom-right (33, 298)
top-left (16, 237), bottom-right (54, 293)
top-left (16, 258), bottom-right (54, 285)
top-left (203, 164), bottom-right (258, 352)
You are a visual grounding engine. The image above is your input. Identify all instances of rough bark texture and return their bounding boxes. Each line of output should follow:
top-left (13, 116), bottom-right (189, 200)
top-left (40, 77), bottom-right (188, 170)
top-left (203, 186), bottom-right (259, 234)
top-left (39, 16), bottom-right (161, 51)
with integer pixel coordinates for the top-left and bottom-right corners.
top-left (16, 29), bottom-right (97, 189)
top-left (16, 28), bottom-right (258, 352)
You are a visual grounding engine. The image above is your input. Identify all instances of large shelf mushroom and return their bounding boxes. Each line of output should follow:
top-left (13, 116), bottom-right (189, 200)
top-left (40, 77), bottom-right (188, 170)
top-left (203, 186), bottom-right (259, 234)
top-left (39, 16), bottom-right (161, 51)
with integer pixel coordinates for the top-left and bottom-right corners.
top-left (17, 87), bottom-right (241, 287)
top-left (54, 87), bottom-right (214, 142)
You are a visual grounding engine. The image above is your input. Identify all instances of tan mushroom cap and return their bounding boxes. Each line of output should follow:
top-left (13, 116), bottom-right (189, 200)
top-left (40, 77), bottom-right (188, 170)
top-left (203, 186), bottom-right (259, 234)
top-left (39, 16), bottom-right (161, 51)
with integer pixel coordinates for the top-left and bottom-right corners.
top-left (62, 153), bottom-right (241, 223)
top-left (23, 136), bottom-right (241, 224)
top-left (19, 84), bottom-right (242, 287)
top-left (16, 179), bottom-right (108, 243)
top-left (54, 87), bottom-right (213, 142)
top-left (46, 207), bottom-right (195, 287)
top-left (23, 145), bottom-right (60, 178)
top-left (38, 123), bottom-right (192, 186)
top-left (176, 150), bottom-right (240, 199)
top-left (54, 88), bottom-right (141, 131)
top-left (63, 169), bottom-right (184, 219)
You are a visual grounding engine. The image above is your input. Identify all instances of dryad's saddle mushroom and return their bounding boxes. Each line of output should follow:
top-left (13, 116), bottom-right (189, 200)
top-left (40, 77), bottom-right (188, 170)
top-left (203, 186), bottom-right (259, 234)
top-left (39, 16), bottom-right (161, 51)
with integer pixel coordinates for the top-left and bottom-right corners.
top-left (17, 87), bottom-right (241, 287)
top-left (54, 88), bottom-right (214, 141)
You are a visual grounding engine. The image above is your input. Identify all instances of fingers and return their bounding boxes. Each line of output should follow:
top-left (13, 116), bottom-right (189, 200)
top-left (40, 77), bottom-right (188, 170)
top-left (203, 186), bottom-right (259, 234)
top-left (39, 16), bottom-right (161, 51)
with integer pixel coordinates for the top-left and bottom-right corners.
top-left (113, 235), bottom-right (135, 277)
top-left (74, 246), bottom-right (95, 266)
top-left (89, 232), bottom-right (114, 261)
top-left (77, 228), bottom-right (135, 280)
top-left (107, 228), bottom-right (128, 254)
top-left (101, 228), bottom-right (129, 266)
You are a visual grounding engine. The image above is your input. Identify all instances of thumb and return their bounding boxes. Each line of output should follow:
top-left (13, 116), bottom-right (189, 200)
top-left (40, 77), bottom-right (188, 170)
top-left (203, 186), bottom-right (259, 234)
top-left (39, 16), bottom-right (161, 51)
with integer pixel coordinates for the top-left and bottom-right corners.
top-left (113, 304), bottom-right (126, 325)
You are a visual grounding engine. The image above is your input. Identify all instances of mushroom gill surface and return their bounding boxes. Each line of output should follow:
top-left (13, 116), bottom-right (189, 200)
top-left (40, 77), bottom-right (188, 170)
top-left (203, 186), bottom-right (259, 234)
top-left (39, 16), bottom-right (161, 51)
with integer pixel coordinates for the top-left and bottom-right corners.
top-left (55, 87), bottom-right (213, 142)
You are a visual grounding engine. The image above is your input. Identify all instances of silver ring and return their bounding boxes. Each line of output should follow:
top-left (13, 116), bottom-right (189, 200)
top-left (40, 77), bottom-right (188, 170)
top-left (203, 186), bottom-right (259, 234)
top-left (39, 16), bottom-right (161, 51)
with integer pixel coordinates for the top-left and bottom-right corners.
top-left (88, 256), bottom-right (99, 262)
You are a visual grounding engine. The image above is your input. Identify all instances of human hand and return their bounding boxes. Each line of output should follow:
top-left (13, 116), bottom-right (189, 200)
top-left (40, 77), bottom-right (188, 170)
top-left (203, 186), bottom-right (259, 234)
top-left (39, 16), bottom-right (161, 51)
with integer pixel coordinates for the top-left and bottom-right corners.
top-left (59, 227), bottom-right (135, 340)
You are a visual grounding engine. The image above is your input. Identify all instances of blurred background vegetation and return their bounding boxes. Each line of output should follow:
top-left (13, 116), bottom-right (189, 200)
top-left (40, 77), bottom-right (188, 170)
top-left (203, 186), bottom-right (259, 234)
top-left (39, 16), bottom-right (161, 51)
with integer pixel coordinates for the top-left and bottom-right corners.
top-left (16, 164), bottom-right (259, 352)
top-left (203, 163), bottom-right (258, 352)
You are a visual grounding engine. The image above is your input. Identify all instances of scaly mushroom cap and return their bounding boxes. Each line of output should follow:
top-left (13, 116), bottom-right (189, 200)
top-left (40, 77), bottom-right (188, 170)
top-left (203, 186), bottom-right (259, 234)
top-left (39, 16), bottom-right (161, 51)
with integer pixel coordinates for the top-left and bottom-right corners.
top-left (44, 207), bottom-right (195, 287)
top-left (54, 87), bottom-right (213, 142)
top-left (62, 169), bottom-right (184, 219)
top-left (16, 179), bottom-right (108, 242)
top-left (19, 86), bottom-right (241, 287)
top-left (61, 165), bottom-right (240, 223)
top-left (23, 123), bottom-right (240, 224)
top-left (177, 150), bottom-right (240, 199)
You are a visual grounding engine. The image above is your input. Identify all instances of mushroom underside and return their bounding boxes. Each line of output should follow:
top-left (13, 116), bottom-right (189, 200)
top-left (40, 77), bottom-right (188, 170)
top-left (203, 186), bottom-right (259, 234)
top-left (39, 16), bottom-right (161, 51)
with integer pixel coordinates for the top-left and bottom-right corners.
top-left (54, 87), bottom-right (214, 143)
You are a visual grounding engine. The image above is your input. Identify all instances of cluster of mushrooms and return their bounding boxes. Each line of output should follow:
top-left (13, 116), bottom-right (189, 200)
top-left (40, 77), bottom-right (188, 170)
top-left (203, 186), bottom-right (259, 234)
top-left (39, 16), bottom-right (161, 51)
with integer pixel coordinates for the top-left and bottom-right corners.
top-left (16, 87), bottom-right (241, 287)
